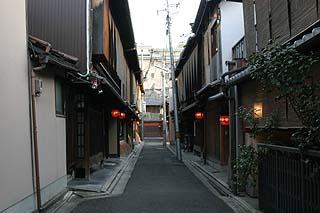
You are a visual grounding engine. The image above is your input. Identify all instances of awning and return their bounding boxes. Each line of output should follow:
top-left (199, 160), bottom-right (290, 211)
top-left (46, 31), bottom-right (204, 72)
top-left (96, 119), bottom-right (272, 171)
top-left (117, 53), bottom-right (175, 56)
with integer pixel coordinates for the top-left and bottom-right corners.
top-left (291, 27), bottom-right (320, 51)
top-left (195, 79), bottom-right (222, 97)
top-left (181, 101), bottom-right (200, 113)
top-left (28, 35), bottom-right (79, 72)
top-left (225, 67), bottom-right (251, 86)
top-left (208, 92), bottom-right (227, 102)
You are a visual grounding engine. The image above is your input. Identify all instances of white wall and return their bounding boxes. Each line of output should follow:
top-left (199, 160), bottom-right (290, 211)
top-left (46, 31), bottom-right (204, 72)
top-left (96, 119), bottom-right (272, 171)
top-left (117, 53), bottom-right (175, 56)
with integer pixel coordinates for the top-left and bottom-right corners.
top-left (35, 73), bottom-right (67, 191)
top-left (219, 1), bottom-right (244, 74)
top-left (0, 1), bottom-right (35, 211)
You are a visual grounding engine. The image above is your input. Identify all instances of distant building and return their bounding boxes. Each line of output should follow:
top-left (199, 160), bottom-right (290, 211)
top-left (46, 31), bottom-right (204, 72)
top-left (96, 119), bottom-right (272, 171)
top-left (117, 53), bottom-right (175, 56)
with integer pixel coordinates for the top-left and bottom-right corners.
top-left (138, 46), bottom-right (182, 138)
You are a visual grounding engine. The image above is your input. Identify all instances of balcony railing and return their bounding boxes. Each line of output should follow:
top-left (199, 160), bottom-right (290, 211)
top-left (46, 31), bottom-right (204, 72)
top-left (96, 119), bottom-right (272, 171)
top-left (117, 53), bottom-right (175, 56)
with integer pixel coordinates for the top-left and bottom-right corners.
top-left (144, 112), bottom-right (162, 121)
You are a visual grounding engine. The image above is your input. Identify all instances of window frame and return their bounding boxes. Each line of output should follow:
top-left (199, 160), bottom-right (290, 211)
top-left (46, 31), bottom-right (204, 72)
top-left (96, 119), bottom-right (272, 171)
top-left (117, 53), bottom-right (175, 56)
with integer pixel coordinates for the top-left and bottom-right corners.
top-left (55, 78), bottom-right (66, 117)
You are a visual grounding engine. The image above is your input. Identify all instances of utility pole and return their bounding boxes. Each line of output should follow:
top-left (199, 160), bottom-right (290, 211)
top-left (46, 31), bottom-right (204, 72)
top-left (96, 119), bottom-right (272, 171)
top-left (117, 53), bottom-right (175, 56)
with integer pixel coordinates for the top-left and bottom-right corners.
top-left (154, 65), bottom-right (168, 147)
top-left (140, 48), bottom-right (145, 141)
top-left (162, 68), bottom-right (167, 146)
top-left (166, 0), bottom-right (182, 161)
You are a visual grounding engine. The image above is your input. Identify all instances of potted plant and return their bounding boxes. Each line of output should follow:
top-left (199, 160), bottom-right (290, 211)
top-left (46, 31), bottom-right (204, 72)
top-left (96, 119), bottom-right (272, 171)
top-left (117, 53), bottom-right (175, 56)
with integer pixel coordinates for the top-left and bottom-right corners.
top-left (233, 144), bottom-right (258, 197)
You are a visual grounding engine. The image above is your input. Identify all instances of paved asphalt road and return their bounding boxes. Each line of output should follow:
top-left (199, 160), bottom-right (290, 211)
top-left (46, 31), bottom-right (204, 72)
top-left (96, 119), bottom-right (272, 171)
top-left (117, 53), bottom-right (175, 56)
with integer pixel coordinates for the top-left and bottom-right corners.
top-left (71, 139), bottom-right (234, 213)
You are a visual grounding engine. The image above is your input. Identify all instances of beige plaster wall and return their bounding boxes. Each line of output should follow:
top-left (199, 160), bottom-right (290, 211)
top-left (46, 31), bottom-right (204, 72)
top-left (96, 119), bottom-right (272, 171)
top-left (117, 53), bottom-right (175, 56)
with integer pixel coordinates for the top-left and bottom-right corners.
top-left (0, 0), bottom-right (34, 211)
top-left (35, 73), bottom-right (67, 188)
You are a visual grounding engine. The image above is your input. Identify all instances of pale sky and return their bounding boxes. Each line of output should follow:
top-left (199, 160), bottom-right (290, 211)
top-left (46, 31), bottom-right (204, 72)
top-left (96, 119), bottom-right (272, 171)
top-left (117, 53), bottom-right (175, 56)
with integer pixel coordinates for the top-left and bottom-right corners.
top-left (128, 0), bottom-right (201, 48)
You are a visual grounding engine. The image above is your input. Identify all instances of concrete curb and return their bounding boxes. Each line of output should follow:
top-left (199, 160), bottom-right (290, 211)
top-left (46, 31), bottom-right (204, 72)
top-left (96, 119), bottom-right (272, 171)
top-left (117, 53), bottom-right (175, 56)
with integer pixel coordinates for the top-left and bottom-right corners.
top-left (102, 141), bottom-right (144, 194)
top-left (46, 142), bottom-right (144, 213)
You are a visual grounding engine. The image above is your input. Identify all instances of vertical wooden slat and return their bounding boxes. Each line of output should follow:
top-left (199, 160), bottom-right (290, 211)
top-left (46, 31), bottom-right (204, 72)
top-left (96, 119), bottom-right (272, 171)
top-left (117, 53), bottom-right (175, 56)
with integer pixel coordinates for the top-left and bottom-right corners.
top-left (256, 0), bottom-right (271, 50)
top-left (242, 0), bottom-right (256, 56)
top-left (290, 0), bottom-right (318, 37)
top-left (270, 0), bottom-right (291, 44)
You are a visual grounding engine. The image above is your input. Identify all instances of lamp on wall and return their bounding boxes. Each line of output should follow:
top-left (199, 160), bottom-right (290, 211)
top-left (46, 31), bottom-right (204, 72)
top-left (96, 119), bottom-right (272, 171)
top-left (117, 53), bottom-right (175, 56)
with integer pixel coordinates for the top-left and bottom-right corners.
top-left (91, 79), bottom-right (98, 89)
top-left (195, 112), bottom-right (204, 120)
top-left (219, 115), bottom-right (230, 126)
top-left (254, 102), bottom-right (263, 118)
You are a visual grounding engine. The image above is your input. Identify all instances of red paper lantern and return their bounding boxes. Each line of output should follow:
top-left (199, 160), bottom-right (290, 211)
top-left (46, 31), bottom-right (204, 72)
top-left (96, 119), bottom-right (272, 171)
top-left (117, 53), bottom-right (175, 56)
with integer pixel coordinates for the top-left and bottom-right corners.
top-left (119, 112), bottom-right (126, 120)
top-left (195, 112), bottom-right (204, 120)
top-left (111, 109), bottom-right (120, 118)
top-left (219, 115), bottom-right (230, 126)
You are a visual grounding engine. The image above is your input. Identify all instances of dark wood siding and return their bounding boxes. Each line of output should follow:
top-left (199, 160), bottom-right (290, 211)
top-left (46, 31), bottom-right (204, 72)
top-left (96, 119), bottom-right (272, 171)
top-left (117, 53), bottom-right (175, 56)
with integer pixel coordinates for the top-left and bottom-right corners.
top-left (92, 0), bottom-right (110, 60)
top-left (238, 80), bottom-right (301, 129)
top-left (256, 0), bottom-right (271, 50)
top-left (28, 0), bottom-right (87, 72)
top-left (144, 122), bottom-right (162, 138)
top-left (205, 103), bottom-right (220, 162)
top-left (290, 0), bottom-right (318, 36)
top-left (243, 0), bottom-right (256, 56)
top-left (104, 0), bottom-right (110, 60)
top-left (271, 0), bottom-right (290, 43)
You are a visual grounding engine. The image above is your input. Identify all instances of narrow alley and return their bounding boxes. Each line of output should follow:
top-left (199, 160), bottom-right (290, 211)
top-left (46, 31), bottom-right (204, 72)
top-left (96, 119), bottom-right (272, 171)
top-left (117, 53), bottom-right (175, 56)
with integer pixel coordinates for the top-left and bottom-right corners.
top-left (71, 139), bottom-right (233, 213)
top-left (2, 0), bottom-right (320, 212)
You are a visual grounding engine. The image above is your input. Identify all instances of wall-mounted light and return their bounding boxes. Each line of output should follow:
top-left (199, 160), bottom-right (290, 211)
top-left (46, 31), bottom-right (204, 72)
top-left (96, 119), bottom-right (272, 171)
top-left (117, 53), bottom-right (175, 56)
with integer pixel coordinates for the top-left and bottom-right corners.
top-left (91, 79), bottom-right (98, 89)
top-left (254, 102), bottom-right (263, 118)
top-left (119, 112), bottom-right (126, 120)
top-left (219, 115), bottom-right (230, 126)
top-left (195, 112), bottom-right (204, 120)
top-left (35, 79), bottom-right (43, 97)
top-left (111, 109), bottom-right (120, 118)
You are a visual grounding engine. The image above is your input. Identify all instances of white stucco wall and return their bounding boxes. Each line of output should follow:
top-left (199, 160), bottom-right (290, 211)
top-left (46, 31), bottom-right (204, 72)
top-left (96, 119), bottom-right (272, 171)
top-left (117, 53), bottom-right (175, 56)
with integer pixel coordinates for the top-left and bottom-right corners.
top-left (35, 73), bottom-right (67, 191)
top-left (219, 1), bottom-right (244, 74)
top-left (0, 1), bottom-right (35, 212)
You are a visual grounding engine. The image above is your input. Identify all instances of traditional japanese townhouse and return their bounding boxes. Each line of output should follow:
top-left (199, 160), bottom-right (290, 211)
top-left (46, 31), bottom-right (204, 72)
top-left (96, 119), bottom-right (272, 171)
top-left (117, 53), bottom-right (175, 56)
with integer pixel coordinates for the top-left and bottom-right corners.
top-left (226, 0), bottom-right (320, 147)
top-left (176, 0), bottom-right (244, 171)
top-left (223, 0), bottom-right (320, 205)
top-left (176, 35), bottom-right (203, 153)
top-left (0, 1), bottom-right (80, 211)
top-left (28, 0), bottom-right (142, 180)
top-left (138, 46), bottom-right (181, 138)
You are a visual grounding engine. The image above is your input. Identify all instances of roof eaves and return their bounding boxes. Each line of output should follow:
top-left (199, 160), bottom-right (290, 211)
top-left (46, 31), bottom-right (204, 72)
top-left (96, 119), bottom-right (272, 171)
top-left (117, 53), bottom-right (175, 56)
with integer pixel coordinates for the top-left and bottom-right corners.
top-left (28, 35), bottom-right (79, 72)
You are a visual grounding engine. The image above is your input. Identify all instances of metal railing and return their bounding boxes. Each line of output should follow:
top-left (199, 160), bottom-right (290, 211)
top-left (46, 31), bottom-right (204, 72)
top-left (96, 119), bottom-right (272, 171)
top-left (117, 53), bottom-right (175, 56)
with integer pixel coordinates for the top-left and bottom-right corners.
top-left (258, 143), bottom-right (320, 213)
top-left (144, 112), bottom-right (162, 121)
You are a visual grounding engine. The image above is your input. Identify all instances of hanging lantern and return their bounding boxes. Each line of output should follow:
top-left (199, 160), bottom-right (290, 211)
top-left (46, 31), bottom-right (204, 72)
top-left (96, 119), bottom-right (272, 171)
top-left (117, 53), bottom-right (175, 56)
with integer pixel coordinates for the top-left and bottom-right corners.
top-left (111, 109), bottom-right (120, 118)
top-left (219, 115), bottom-right (230, 126)
top-left (119, 112), bottom-right (126, 120)
top-left (195, 112), bottom-right (204, 120)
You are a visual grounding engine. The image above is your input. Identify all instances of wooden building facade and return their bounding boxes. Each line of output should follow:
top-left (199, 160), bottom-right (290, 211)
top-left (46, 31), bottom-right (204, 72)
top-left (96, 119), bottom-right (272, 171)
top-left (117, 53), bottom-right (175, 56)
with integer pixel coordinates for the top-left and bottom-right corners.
top-left (176, 0), bottom-right (244, 167)
top-left (28, 0), bottom-right (142, 179)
